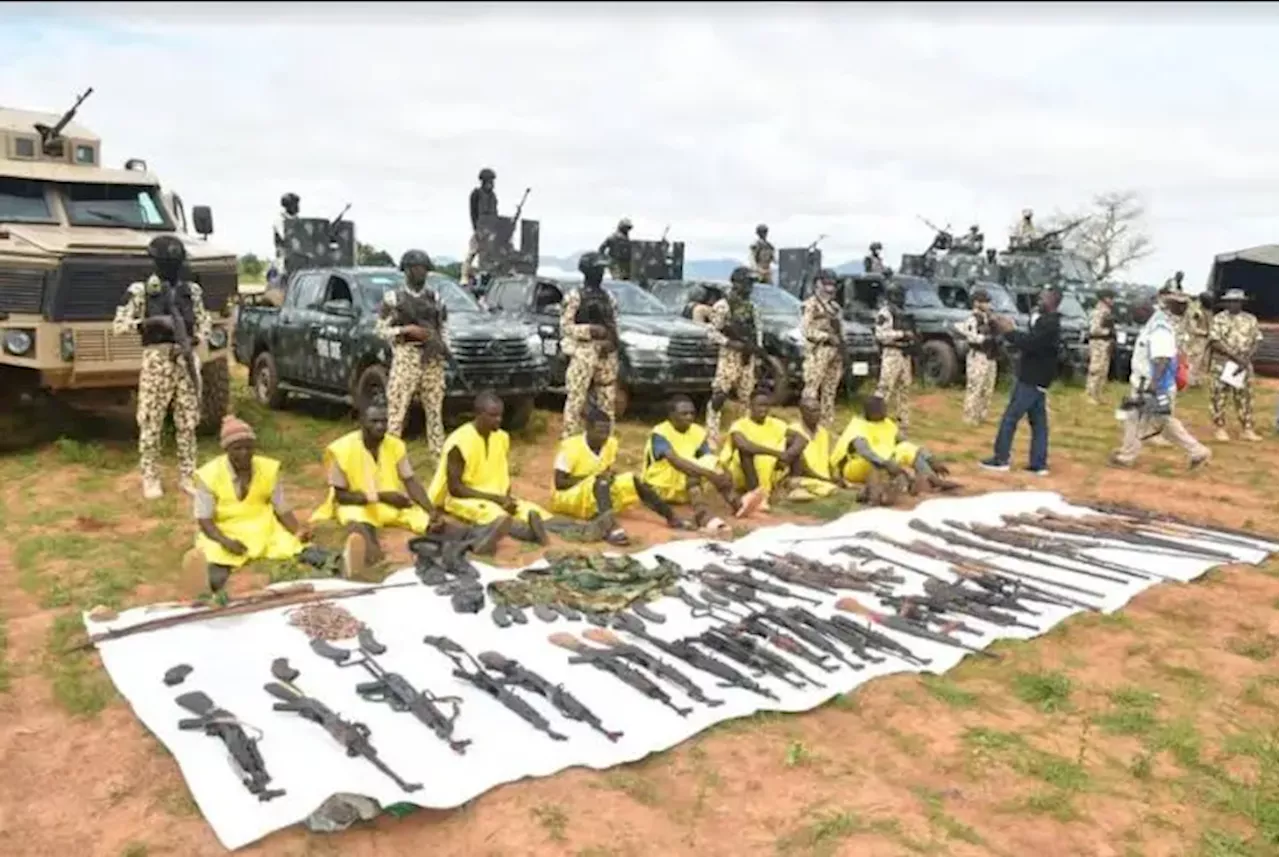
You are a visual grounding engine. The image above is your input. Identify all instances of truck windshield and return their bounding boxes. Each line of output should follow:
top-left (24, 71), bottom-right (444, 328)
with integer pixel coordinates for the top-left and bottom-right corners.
top-left (900, 279), bottom-right (943, 308)
top-left (63, 183), bottom-right (173, 229)
top-left (604, 279), bottom-right (669, 315)
top-left (752, 284), bottom-right (803, 316)
top-left (356, 271), bottom-right (481, 314)
top-left (0, 177), bottom-right (56, 223)
top-left (1059, 293), bottom-right (1086, 319)
top-left (983, 285), bottom-right (1018, 313)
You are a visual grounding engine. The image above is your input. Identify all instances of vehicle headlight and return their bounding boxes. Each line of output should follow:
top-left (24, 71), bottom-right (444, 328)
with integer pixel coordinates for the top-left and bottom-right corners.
top-left (525, 332), bottom-right (543, 353)
top-left (2, 329), bottom-right (34, 356)
top-left (621, 331), bottom-right (669, 352)
top-left (208, 327), bottom-right (228, 349)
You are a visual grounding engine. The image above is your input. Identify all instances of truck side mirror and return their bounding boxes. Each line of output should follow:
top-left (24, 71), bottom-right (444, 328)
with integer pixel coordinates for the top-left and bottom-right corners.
top-left (191, 205), bottom-right (214, 238)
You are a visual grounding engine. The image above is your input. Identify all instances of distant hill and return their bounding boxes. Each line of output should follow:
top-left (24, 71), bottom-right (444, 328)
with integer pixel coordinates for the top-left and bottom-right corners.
top-left (538, 254), bottom-right (865, 281)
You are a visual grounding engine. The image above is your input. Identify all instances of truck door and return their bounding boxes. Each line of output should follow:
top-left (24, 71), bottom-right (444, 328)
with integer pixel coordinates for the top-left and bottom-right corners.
top-left (531, 280), bottom-right (569, 382)
top-left (310, 273), bottom-right (360, 391)
top-left (275, 271), bottom-right (325, 384)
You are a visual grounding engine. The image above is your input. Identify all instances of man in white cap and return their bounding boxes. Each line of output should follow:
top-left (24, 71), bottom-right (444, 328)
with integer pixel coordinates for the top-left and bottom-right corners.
top-left (1207, 288), bottom-right (1263, 442)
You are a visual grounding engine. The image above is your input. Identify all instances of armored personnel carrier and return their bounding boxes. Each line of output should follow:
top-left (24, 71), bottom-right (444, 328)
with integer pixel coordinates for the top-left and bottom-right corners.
top-left (0, 89), bottom-right (236, 429)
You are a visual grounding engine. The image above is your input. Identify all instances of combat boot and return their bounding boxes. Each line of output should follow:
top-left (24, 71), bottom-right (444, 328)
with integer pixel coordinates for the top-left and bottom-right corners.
top-left (1242, 429), bottom-right (1262, 442)
top-left (1213, 428), bottom-right (1230, 442)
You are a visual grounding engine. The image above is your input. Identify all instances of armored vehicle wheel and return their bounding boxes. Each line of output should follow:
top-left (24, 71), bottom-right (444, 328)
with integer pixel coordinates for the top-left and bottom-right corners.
top-left (251, 352), bottom-right (286, 409)
top-left (503, 395), bottom-right (535, 431)
top-left (918, 340), bottom-right (959, 387)
top-left (197, 357), bottom-right (230, 436)
top-left (354, 364), bottom-right (389, 414)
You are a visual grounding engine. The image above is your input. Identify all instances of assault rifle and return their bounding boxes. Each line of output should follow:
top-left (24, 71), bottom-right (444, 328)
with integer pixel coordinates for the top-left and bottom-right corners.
top-left (948, 519), bottom-right (1163, 581)
top-left (477, 651), bottom-right (623, 741)
top-left (582, 628), bottom-right (724, 707)
top-left (176, 691), bottom-right (285, 801)
top-left (907, 520), bottom-right (1132, 586)
top-left (1007, 510), bottom-right (1238, 562)
top-left (389, 292), bottom-right (471, 390)
top-left (309, 628), bottom-right (470, 754)
top-left (834, 599), bottom-right (999, 660)
top-left (549, 633), bottom-right (693, 717)
top-left (609, 620), bottom-right (782, 702)
top-left (264, 658), bottom-right (422, 792)
top-left (692, 628), bottom-right (812, 690)
top-left (1079, 501), bottom-right (1273, 547)
top-left (165, 282), bottom-right (202, 402)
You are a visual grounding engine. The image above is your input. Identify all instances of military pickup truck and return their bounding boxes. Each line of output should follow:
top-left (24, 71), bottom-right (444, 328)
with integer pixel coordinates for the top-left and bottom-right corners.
top-left (482, 273), bottom-right (717, 416)
top-left (1, 91), bottom-right (235, 429)
top-left (233, 267), bottom-right (549, 429)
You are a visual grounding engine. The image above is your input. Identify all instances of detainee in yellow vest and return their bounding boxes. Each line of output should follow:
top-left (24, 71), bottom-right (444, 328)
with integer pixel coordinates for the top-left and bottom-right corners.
top-left (551, 409), bottom-right (688, 545)
top-left (831, 395), bottom-right (959, 502)
top-left (779, 397), bottom-right (846, 502)
top-left (717, 390), bottom-right (791, 517)
top-left (428, 392), bottom-right (550, 551)
top-left (311, 403), bottom-right (438, 571)
top-left (641, 394), bottom-right (738, 534)
top-left (182, 415), bottom-right (337, 594)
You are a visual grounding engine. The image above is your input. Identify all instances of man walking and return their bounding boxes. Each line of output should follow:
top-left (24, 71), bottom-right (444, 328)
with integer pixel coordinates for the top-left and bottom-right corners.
top-left (980, 288), bottom-right (1062, 476)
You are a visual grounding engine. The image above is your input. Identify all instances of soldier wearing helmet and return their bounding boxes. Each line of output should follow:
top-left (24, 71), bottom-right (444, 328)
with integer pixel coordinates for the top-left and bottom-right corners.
top-left (864, 241), bottom-right (886, 274)
top-left (800, 268), bottom-right (844, 428)
top-left (872, 278), bottom-right (917, 432)
top-left (749, 223), bottom-right (775, 284)
top-left (1011, 208), bottom-right (1038, 249)
top-left (374, 249), bottom-right (452, 458)
top-left (599, 218), bottom-right (634, 280)
top-left (461, 168), bottom-right (499, 283)
top-left (954, 286), bottom-right (1001, 424)
top-left (955, 224), bottom-right (984, 255)
top-left (704, 266), bottom-right (763, 448)
top-left (111, 234), bottom-right (214, 500)
top-left (270, 192), bottom-right (301, 286)
top-left (559, 252), bottom-right (622, 437)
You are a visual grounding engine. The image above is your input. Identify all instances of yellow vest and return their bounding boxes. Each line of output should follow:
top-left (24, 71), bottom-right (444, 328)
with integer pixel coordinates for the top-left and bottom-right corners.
top-left (719, 415), bottom-right (789, 467)
top-left (196, 454), bottom-right (280, 527)
top-left (312, 430), bottom-right (408, 521)
top-left (643, 420), bottom-right (708, 492)
top-left (832, 416), bottom-right (899, 465)
top-left (429, 422), bottom-right (512, 507)
top-left (555, 434), bottom-right (618, 481)
top-left (788, 421), bottom-right (832, 479)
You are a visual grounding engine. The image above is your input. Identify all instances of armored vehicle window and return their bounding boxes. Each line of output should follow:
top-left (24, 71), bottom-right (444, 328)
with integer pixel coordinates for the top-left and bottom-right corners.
top-left (12, 137), bottom-right (37, 159)
top-left (901, 280), bottom-right (943, 308)
top-left (603, 280), bottom-right (667, 315)
top-left (751, 284), bottom-right (803, 316)
top-left (533, 281), bottom-right (564, 313)
top-left (983, 285), bottom-right (1018, 313)
top-left (0, 177), bottom-right (55, 223)
top-left (290, 273), bottom-right (325, 308)
top-left (356, 271), bottom-right (481, 314)
top-left (322, 275), bottom-right (354, 305)
top-left (64, 183), bottom-right (172, 229)
top-left (1058, 293), bottom-right (1086, 319)
top-left (73, 144), bottom-right (96, 165)
top-left (488, 277), bottom-right (531, 312)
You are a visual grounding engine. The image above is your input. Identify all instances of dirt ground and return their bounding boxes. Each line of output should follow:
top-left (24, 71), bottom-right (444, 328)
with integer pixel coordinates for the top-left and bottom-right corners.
top-left (0, 367), bottom-right (1275, 857)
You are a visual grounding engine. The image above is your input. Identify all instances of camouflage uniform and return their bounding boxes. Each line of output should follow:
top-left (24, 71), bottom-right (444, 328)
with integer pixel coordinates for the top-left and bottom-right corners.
top-left (1208, 310), bottom-right (1262, 434)
top-left (800, 293), bottom-right (843, 428)
top-left (462, 184), bottom-right (498, 282)
top-left (600, 231), bottom-right (632, 280)
top-left (706, 294), bottom-right (760, 447)
top-left (1085, 302), bottom-right (1115, 403)
top-left (954, 310), bottom-right (998, 424)
top-left (1010, 217), bottom-right (1037, 249)
top-left (749, 238), bottom-right (775, 284)
top-left (113, 275), bottom-right (212, 493)
top-left (560, 286), bottom-right (621, 437)
top-left (1182, 298), bottom-right (1211, 387)
top-left (873, 304), bottom-right (914, 432)
top-left (270, 211), bottom-right (296, 284)
top-left (377, 284), bottom-right (449, 458)
top-left (864, 253), bottom-right (886, 275)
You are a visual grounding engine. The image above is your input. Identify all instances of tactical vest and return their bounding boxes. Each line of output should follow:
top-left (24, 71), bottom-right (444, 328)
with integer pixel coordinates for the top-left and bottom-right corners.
top-left (865, 255), bottom-right (885, 273)
top-left (973, 312), bottom-right (998, 357)
top-left (724, 294), bottom-right (757, 344)
top-left (142, 282), bottom-right (198, 346)
top-left (606, 233), bottom-right (631, 264)
top-left (394, 286), bottom-right (447, 356)
top-left (574, 286), bottom-right (615, 327)
top-left (751, 240), bottom-right (775, 266)
top-left (474, 189), bottom-right (498, 218)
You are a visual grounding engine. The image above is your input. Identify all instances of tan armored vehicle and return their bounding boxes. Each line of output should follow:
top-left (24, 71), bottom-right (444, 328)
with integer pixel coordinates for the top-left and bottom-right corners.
top-left (0, 89), bottom-right (235, 429)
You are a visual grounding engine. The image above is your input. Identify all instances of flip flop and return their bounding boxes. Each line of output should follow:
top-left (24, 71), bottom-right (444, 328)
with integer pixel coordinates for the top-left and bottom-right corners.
top-left (605, 529), bottom-right (631, 547)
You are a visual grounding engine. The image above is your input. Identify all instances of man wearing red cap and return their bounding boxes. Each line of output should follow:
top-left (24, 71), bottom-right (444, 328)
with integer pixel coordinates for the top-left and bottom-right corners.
top-left (182, 415), bottom-right (343, 595)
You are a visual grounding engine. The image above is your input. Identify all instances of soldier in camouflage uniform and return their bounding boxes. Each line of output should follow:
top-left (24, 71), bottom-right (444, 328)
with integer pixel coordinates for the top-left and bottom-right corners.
top-left (800, 269), bottom-right (844, 428)
top-left (1163, 270), bottom-right (1185, 292)
top-left (954, 288), bottom-right (1000, 424)
top-left (1084, 288), bottom-right (1116, 405)
top-left (1010, 208), bottom-right (1037, 249)
top-left (1182, 291), bottom-right (1213, 387)
top-left (749, 223), bottom-right (775, 284)
top-left (377, 249), bottom-right (450, 459)
top-left (598, 218), bottom-right (633, 280)
top-left (863, 241), bottom-right (886, 274)
top-left (560, 252), bottom-right (621, 437)
top-left (705, 267), bottom-right (762, 448)
top-left (113, 235), bottom-right (213, 500)
top-left (461, 168), bottom-right (497, 284)
top-left (1208, 289), bottom-right (1263, 442)
top-left (269, 192), bottom-right (299, 286)
top-left (873, 281), bottom-right (917, 434)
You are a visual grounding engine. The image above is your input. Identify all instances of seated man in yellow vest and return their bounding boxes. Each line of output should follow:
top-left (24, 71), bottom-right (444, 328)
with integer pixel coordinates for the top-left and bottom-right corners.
top-left (182, 415), bottom-right (343, 595)
top-left (832, 395), bottom-right (958, 504)
top-left (779, 396), bottom-right (850, 501)
top-left (642, 394), bottom-right (737, 535)
top-left (429, 392), bottom-right (549, 552)
top-left (718, 390), bottom-right (791, 517)
top-left (311, 403), bottom-right (442, 571)
top-left (551, 408), bottom-right (688, 545)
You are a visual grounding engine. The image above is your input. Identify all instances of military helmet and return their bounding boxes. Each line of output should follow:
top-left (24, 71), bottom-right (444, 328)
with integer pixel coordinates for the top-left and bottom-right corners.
top-left (578, 251), bottom-right (608, 275)
top-left (478, 167), bottom-right (495, 181)
top-left (971, 288), bottom-right (991, 303)
top-left (399, 248), bottom-right (433, 272)
top-left (729, 266), bottom-right (756, 287)
top-left (870, 241), bottom-right (882, 251)
top-left (618, 217), bottom-right (633, 230)
top-left (969, 224), bottom-right (980, 232)
top-left (147, 234), bottom-right (186, 263)
top-left (1098, 288), bottom-right (1116, 300)
top-left (817, 268), bottom-right (837, 282)
top-left (280, 192), bottom-right (299, 207)
top-left (756, 223), bottom-right (769, 234)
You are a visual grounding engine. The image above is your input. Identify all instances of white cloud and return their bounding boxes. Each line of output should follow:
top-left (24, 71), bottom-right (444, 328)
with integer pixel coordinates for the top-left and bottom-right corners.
top-left (2, 5), bottom-right (1276, 284)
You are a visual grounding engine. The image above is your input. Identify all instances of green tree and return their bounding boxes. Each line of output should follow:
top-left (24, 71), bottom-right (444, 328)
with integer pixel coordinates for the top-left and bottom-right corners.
top-left (436, 261), bottom-right (462, 280)
top-left (357, 242), bottom-right (395, 267)
top-left (237, 253), bottom-right (265, 280)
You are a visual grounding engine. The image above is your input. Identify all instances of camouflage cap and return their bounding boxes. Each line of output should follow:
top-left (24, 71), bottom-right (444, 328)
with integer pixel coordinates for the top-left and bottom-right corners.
top-left (398, 248), bottom-right (433, 271)
top-left (1220, 288), bottom-right (1247, 302)
top-left (147, 234), bottom-right (186, 262)
top-left (729, 266), bottom-right (756, 286)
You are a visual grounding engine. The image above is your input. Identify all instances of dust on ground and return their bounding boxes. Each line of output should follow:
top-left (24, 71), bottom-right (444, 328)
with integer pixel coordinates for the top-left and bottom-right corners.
top-left (0, 368), bottom-right (1275, 857)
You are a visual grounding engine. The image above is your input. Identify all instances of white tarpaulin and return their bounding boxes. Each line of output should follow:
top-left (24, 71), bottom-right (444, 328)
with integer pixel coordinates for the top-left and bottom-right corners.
top-left (81, 491), bottom-right (1275, 851)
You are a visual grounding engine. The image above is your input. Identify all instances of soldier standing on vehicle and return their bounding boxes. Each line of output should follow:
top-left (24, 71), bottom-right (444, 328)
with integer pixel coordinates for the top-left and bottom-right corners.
top-left (1164, 270), bottom-right (1185, 292)
top-left (113, 235), bottom-right (213, 500)
top-left (461, 168), bottom-right (498, 284)
top-left (1084, 288), bottom-right (1116, 405)
top-left (954, 288), bottom-right (1000, 425)
top-left (801, 269), bottom-right (844, 429)
top-left (864, 242), bottom-right (886, 274)
top-left (706, 267), bottom-right (763, 448)
top-left (376, 249), bottom-right (450, 459)
top-left (269, 192), bottom-right (300, 285)
top-left (954, 225), bottom-right (984, 254)
top-left (1183, 291), bottom-right (1213, 387)
top-left (598, 218), bottom-right (634, 280)
top-left (1207, 289), bottom-right (1263, 442)
top-left (873, 281), bottom-right (916, 434)
top-left (749, 223), bottom-right (775, 284)
top-left (560, 252), bottom-right (621, 438)
top-left (1010, 208), bottom-right (1037, 248)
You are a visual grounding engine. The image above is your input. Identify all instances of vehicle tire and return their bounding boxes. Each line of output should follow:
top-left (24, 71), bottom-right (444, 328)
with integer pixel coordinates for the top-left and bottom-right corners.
top-left (251, 352), bottom-right (286, 409)
top-left (758, 354), bottom-right (791, 405)
top-left (353, 363), bottom-right (389, 415)
top-left (197, 356), bottom-right (231, 436)
top-left (918, 340), bottom-right (959, 387)
top-left (613, 383), bottom-right (631, 420)
top-left (503, 395), bottom-right (536, 431)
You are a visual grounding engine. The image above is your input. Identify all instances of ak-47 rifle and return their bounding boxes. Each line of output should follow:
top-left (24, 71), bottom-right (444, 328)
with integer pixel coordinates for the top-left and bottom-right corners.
top-left (476, 651), bottom-right (623, 741)
top-left (1078, 501), bottom-right (1274, 549)
top-left (35, 87), bottom-right (94, 151)
top-left (549, 632), bottom-right (693, 717)
top-left (176, 691), bottom-right (285, 801)
top-left (834, 598), bottom-right (999, 660)
top-left (165, 279), bottom-right (202, 402)
top-left (326, 203), bottom-right (353, 242)
top-left (583, 628), bottom-right (724, 708)
top-left (609, 620), bottom-right (782, 702)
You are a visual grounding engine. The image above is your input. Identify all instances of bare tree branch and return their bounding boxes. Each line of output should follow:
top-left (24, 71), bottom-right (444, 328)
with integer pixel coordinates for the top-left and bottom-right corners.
top-left (1053, 190), bottom-right (1155, 281)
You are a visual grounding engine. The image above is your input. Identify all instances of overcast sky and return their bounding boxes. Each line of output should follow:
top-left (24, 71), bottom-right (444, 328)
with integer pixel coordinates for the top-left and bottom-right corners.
top-left (2, 3), bottom-right (1276, 284)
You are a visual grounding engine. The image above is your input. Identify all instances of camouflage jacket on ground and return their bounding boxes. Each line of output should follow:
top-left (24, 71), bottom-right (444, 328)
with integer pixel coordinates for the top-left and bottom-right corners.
top-left (487, 552), bottom-right (677, 612)
top-left (1208, 311), bottom-right (1262, 366)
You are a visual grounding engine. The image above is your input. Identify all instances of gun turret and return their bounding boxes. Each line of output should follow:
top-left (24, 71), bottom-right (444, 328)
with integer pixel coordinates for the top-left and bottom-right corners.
top-left (34, 88), bottom-right (94, 152)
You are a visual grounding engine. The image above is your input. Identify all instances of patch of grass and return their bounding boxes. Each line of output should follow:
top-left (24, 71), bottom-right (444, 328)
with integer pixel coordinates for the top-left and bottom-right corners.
top-left (1011, 669), bottom-right (1074, 713)
top-left (1195, 829), bottom-right (1252, 857)
top-left (531, 803), bottom-right (568, 842)
top-left (120, 843), bottom-right (148, 857)
top-left (1129, 751), bottom-right (1154, 780)
top-left (44, 613), bottom-right (115, 717)
top-left (154, 783), bottom-right (199, 817)
top-left (775, 808), bottom-right (865, 857)
top-left (1148, 718), bottom-right (1203, 769)
top-left (1094, 685), bottom-right (1161, 736)
top-left (1152, 661), bottom-right (1212, 701)
top-left (599, 770), bottom-right (661, 807)
top-left (915, 788), bottom-right (983, 845)
top-left (920, 675), bottom-right (978, 708)
top-left (1239, 675), bottom-right (1278, 709)
top-left (784, 739), bottom-right (814, 767)
top-left (1227, 633), bottom-right (1278, 662)
top-left (1023, 789), bottom-right (1082, 822)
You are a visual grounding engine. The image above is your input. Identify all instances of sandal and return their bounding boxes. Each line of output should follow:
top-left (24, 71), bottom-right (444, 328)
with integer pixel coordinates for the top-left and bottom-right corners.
top-left (605, 528), bottom-right (631, 547)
